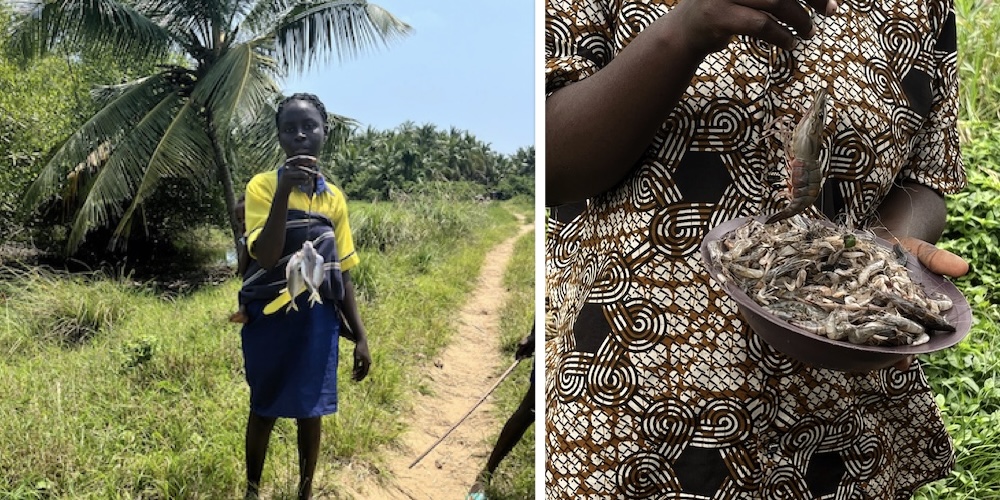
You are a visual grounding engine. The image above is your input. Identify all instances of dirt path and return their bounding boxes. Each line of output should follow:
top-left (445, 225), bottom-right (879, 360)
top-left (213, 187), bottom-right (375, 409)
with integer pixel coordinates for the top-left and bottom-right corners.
top-left (338, 218), bottom-right (534, 500)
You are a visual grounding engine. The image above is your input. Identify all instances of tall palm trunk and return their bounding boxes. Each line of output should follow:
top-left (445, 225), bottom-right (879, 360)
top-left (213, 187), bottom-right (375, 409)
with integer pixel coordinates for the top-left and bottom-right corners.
top-left (204, 109), bottom-right (241, 245)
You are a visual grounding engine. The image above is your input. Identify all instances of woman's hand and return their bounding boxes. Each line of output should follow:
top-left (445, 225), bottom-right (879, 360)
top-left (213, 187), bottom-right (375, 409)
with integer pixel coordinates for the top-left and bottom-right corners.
top-left (889, 237), bottom-right (968, 372)
top-left (352, 339), bottom-right (371, 382)
top-left (896, 236), bottom-right (969, 278)
top-left (885, 238), bottom-right (968, 372)
top-left (668, 0), bottom-right (835, 56)
top-left (546, 0), bottom-right (837, 204)
top-left (872, 181), bottom-right (967, 372)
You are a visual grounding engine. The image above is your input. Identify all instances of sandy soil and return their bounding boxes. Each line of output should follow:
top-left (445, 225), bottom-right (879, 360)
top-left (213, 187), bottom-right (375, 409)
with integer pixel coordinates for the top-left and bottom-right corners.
top-left (336, 220), bottom-right (535, 500)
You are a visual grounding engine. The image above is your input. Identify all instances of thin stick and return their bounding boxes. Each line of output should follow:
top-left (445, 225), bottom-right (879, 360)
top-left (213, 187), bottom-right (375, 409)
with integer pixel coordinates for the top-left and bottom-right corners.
top-left (408, 359), bottom-right (521, 469)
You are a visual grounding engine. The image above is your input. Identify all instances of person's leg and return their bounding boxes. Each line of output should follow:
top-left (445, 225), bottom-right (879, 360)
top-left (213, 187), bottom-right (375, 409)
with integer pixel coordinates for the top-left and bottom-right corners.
top-left (296, 417), bottom-right (322, 500)
top-left (485, 379), bottom-right (535, 475)
top-left (246, 411), bottom-right (277, 499)
top-left (469, 379), bottom-right (535, 496)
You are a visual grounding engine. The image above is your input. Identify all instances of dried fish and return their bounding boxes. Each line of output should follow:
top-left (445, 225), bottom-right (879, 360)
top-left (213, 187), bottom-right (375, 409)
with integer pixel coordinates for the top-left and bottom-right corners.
top-left (285, 240), bottom-right (325, 312)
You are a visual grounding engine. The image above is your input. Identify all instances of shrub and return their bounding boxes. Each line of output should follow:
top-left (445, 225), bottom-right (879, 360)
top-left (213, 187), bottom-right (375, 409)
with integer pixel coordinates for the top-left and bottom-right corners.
top-left (0, 268), bottom-right (135, 346)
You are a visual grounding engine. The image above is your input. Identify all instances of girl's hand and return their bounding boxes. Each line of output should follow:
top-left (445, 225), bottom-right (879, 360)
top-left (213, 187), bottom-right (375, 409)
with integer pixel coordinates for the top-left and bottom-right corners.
top-left (668, 0), bottom-right (836, 56)
top-left (352, 339), bottom-right (371, 381)
top-left (276, 155), bottom-right (318, 195)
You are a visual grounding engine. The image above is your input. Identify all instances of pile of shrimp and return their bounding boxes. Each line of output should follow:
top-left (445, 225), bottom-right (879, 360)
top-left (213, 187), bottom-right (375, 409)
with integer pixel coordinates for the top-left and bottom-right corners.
top-left (707, 214), bottom-right (955, 347)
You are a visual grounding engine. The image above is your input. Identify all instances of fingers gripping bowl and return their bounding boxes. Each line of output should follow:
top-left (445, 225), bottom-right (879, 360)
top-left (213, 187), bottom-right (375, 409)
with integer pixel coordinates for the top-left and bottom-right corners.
top-left (699, 216), bottom-right (972, 372)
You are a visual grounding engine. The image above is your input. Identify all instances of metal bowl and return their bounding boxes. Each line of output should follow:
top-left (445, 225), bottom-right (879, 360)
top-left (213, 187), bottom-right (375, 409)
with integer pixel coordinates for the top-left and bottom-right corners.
top-left (700, 216), bottom-right (972, 372)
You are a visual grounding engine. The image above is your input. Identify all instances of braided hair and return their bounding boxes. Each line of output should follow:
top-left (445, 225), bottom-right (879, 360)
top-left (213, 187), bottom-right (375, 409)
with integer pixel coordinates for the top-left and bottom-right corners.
top-left (275, 93), bottom-right (329, 130)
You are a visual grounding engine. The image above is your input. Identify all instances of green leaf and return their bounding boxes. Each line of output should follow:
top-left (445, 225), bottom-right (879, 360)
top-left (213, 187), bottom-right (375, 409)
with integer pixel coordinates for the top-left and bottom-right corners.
top-left (111, 98), bottom-right (215, 246)
top-left (66, 90), bottom-right (184, 251)
top-left (270, 0), bottom-right (412, 73)
top-left (20, 73), bottom-right (171, 218)
top-left (6, 0), bottom-right (172, 64)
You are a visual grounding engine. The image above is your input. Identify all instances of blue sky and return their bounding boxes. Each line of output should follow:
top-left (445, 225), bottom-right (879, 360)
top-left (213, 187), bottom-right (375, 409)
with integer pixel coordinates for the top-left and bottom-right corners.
top-left (283, 1), bottom-right (535, 156)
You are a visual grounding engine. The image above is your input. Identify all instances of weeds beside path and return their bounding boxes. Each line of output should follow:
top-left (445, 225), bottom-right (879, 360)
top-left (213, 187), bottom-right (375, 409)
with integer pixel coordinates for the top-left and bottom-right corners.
top-left (340, 217), bottom-right (535, 499)
top-left (0, 198), bottom-right (532, 499)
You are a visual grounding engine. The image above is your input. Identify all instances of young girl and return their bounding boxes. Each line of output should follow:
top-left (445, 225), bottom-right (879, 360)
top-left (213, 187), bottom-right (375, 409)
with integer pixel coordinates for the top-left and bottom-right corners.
top-left (238, 93), bottom-right (371, 499)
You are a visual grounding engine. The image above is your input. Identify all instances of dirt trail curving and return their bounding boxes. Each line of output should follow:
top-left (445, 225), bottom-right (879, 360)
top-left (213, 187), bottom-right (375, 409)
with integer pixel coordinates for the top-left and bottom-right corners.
top-left (338, 218), bottom-right (535, 500)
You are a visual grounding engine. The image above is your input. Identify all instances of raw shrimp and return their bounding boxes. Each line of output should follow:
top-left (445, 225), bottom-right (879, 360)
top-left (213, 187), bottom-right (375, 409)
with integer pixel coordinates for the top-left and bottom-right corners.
top-left (766, 89), bottom-right (831, 225)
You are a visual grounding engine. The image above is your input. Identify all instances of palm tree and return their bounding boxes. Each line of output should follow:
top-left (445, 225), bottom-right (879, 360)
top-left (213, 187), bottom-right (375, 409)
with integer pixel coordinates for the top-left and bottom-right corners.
top-left (8, 0), bottom-right (411, 252)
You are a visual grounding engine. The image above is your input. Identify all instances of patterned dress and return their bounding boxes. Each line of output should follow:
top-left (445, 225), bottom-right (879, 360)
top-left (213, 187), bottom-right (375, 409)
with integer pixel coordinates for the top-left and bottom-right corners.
top-left (544, 0), bottom-right (965, 498)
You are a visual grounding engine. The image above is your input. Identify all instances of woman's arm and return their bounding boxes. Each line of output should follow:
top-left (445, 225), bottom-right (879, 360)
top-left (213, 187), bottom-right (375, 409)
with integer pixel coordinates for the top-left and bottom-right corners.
top-left (546, 0), bottom-right (832, 205)
top-left (340, 271), bottom-right (371, 381)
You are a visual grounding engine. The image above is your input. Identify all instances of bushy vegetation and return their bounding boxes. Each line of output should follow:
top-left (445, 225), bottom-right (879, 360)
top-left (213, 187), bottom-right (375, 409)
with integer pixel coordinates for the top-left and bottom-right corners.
top-left (320, 123), bottom-right (535, 204)
top-left (0, 5), bottom-right (161, 247)
top-left (913, 1), bottom-right (1000, 497)
top-left (0, 197), bottom-right (529, 498)
top-left (956, 0), bottom-right (1000, 122)
top-left (915, 129), bottom-right (1000, 498)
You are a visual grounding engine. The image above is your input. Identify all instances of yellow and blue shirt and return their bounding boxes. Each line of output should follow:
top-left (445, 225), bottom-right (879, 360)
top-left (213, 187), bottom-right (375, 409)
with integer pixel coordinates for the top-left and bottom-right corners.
top-left (241, 169), bottom-right (360, 314)
top-left (244, 169), bottom-right (360, 272)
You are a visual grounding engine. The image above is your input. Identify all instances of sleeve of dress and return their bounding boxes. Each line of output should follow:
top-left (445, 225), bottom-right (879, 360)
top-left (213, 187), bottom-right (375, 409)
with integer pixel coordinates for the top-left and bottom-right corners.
top-left (545, 0), bottom-right (619, 95)
top-left (244, 172), bottom-right (276, 259)
top-left (898, 5), bottom-right (966, 195)
top-left (329, 186), bottom-right (360, 272)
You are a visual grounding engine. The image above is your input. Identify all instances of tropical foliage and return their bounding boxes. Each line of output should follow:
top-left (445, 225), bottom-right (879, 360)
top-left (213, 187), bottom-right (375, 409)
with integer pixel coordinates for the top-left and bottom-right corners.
top-left (916, 124), bottom-right (1000, 499)
top-left (6, 0), bottom-right (411, 253)
top-left (319, 122), bottom-right (534, 203)
top-left (0, 4), bottom-right (158, 245)
top-left (912, 0), bottom-right (1000, 497)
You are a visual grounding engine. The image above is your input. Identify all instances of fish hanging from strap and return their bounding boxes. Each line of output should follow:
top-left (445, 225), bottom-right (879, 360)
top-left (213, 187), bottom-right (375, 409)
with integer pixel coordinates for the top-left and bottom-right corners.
top-left (240, 209), bottom-right (345, 315)
top-left (286, 240), bottom-right (325, 311)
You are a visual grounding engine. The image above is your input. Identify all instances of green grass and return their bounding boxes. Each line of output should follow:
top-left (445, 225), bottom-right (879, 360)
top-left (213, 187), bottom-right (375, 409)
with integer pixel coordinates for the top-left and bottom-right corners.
top-left (957, 0), bottom-right (1000, 122)
top-left (904, 3), bottom-right (1000, 496)
top-left (0, 197), bottom-right (527, 499)
top-left (913, 124), bottom-right (1000, 498)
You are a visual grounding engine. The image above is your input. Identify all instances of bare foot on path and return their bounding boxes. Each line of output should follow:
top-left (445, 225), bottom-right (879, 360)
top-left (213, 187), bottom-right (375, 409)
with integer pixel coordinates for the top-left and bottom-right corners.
top-left (339, 219), bottom-right (535, 499)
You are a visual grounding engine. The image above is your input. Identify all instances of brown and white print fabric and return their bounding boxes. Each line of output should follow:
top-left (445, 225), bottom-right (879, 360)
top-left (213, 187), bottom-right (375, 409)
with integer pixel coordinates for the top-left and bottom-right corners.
top-left (545, 0), bottom-right (965, 498)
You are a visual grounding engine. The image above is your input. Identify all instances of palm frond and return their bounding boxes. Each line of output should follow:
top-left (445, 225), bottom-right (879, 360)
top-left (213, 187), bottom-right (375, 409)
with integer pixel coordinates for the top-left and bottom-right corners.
top-left (191, 36), bottom-right (280, 132)
top-left (7, 0), bottom-right (173, 63)
top-left (240, 0), bottom-right (297, 39)
top-left (151, 0), bottom-right (230, 26)
top-left (66, 91), bottom-right (185, 252)
top-left (270, 0), bottom-right (412, 73)
top-left (20, 73), bottom-right (172, 218)
top-left (110, 99), bottom-right (215, 247)
top-left (132, 0), bottom-right (206, 49)
top-left (231, 99), bottom-right (285, 172)
top-left (139, 0), bottom-right (234, 52)
top-left (322, 111), bottom-right (360, 152)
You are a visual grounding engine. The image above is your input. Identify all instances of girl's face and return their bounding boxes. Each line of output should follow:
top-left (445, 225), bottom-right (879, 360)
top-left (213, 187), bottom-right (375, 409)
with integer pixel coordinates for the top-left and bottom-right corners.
top-left (277, 100), bottom-right (326, 158)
